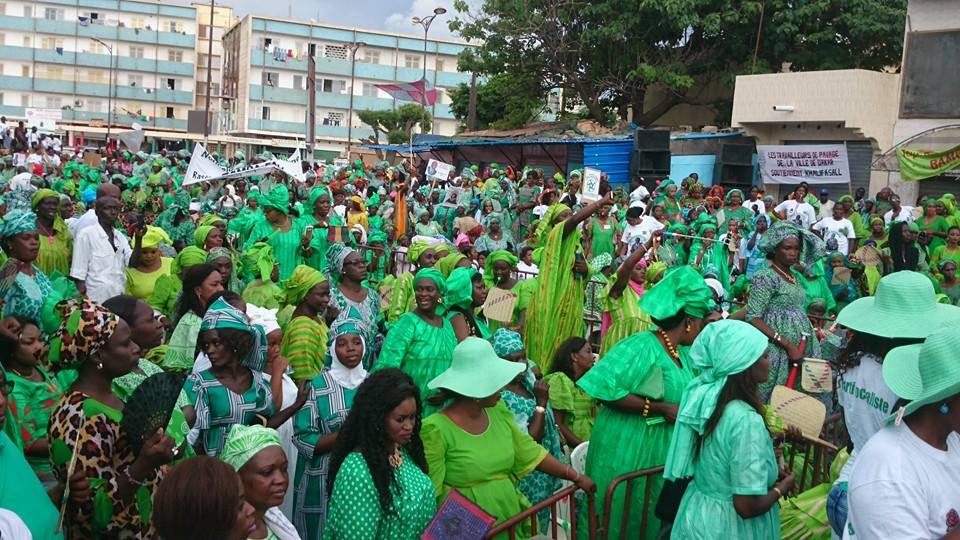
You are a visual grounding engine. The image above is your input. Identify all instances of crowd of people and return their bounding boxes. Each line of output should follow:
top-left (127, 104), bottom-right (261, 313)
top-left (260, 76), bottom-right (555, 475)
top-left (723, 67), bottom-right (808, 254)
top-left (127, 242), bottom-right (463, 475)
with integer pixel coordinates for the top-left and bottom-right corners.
top-left (0, 134), bottom-right (958, 540)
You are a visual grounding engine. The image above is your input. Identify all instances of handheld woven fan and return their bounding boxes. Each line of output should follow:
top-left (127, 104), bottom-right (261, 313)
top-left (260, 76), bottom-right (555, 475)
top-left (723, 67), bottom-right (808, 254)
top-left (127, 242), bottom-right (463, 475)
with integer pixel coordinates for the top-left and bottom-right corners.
top-left (120, 371), bottom-right (187, 456)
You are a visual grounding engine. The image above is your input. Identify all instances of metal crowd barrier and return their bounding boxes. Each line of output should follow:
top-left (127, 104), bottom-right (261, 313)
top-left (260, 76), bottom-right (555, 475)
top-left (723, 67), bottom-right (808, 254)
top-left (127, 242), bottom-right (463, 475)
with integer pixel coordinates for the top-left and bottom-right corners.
top-left (484, 485), bottom-right (596, 540)
top-left (597, 465), bottom-right (665, 540)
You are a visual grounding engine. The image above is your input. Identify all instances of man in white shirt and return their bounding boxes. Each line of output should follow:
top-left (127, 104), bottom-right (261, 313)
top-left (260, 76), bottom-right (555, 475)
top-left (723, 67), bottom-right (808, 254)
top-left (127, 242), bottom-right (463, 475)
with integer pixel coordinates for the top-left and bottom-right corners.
top-left (813, 204), bottom-right (858, 255)
top-left (883, 194), bottom-right (916, 224)
top-left (744, 186), bottom-right (766, 216)
top-left (70, 190), bottom-right (132, 303)
top-left (69, 183), bottom-right (120, 239)
top-left (0, 116), bottom-right (9, 150)
top-left (26, 127), bottom-right (40, 149)
top-left (816, 188), bottom-right (835, 221)
top-left (619, 206), bottom-right (663, 256)
top-left (775, 190), bottom-right (817, 230)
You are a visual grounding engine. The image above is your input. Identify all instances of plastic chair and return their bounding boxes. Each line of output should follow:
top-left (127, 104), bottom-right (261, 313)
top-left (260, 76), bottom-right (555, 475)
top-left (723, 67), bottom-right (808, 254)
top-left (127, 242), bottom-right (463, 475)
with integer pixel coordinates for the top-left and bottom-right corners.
top-left (555, 441), bottom-right (590, 536)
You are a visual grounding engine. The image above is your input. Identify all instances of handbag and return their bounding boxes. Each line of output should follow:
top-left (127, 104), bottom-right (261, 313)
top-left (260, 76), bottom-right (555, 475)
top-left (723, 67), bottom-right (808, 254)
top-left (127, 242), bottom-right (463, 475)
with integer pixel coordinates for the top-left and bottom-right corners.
top-left (654, 477), bottom-right (692, 524)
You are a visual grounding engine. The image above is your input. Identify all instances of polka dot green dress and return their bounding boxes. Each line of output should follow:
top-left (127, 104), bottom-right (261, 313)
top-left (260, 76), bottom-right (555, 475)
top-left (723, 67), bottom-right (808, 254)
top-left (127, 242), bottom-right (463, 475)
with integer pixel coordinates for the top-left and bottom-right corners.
top-left (323, 450), bottom-right (437, 539)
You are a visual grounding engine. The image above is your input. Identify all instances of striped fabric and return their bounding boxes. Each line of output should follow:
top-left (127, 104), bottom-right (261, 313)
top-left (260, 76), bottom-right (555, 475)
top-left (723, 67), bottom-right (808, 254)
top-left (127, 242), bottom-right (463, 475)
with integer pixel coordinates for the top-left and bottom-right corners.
top-left (281, 316), bottom-right (328, 380)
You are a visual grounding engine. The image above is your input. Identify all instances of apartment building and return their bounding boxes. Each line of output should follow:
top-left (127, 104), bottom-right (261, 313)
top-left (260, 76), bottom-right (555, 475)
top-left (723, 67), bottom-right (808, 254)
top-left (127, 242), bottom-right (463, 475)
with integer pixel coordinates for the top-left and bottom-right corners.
top-left (221, 15), bottom-right (474, 153)
top-left (192, 1), bottom-right (235, 133)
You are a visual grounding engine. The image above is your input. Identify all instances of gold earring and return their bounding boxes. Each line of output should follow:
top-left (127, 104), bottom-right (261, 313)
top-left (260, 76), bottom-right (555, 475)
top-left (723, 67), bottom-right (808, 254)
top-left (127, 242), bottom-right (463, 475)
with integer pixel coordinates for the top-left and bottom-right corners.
top-left (685, 322), bottom-right (692, 333)
top-left (96, 362), bottom-right (103, 370)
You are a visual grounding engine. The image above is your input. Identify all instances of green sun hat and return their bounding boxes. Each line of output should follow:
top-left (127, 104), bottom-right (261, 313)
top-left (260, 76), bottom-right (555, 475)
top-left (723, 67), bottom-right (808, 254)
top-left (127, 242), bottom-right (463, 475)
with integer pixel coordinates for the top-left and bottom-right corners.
top-left (835, 271), bottom-right (960, 338)
top-left (428, 337), bottom-right (524, 399)
top-left (883, 327), bottom-right (960, 421)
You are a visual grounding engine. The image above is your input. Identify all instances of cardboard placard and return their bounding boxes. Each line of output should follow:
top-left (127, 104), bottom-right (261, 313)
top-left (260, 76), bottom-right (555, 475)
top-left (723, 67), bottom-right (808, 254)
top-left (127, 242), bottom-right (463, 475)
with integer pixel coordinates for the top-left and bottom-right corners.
top-left (800, 358), bottom-right (833, 394)
top-left (830, 267), bottom-right (851, 287)
top-left (770, 385), bottom-right (826, 441)
top-left (426, 159), bottom-right (454, 182)
top-left (581, 167), bottom-right (602, 202)
top-left (482, 287), bottom-right (518, 323)
top-left (83, 151), bottom-right (102, 166)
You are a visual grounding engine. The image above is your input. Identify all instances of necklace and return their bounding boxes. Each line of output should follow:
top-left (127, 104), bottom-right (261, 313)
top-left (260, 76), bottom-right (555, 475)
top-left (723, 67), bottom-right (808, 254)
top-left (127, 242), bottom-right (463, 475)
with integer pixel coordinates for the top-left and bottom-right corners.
top-left (9, 366), bottom-right (33, 378)
top-left (388, 446), bottom-right (403, 469)
top-left (772, 263), bottom-right (797, 285)
top-left (656, 329), bottom-right (680, 361)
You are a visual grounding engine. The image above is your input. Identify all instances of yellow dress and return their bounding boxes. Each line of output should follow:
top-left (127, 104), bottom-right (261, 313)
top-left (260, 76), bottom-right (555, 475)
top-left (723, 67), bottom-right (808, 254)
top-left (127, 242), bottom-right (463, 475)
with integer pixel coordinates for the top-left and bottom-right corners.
top-left (125, 258), bottom-right (173, 301)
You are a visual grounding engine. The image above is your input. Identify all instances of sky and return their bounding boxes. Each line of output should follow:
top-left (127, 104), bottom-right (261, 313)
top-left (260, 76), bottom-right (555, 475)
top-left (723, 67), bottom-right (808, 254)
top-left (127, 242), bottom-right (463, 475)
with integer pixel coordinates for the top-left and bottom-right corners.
top-left (219, 0), bottom-right (478, 40)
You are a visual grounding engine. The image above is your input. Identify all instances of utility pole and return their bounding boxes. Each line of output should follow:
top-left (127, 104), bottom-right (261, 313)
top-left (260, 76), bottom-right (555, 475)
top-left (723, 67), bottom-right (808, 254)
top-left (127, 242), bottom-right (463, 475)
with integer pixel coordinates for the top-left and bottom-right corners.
top-left (91, 38), bottom-right (114, 148)
top-left (467, 71), bottom-right (478, 131)
top-left (203, 0), bottom-right (215, 143)
top-left (306, 43), bottom-right (316, 167)
top-left (345, 40), bottom-right (365, 159)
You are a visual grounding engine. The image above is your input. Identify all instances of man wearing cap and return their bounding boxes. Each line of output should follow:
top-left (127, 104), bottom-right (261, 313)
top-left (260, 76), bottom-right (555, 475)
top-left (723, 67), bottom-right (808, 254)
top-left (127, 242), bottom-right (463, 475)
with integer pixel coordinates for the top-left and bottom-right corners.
top-left (817, 188), bottom-right (835, 221)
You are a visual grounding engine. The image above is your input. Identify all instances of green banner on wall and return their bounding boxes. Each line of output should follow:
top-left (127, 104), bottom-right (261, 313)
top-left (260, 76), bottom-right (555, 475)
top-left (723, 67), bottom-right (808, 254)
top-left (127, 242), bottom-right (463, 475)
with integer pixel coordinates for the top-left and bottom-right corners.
top-left (896, 145), bottom-right (960, 181)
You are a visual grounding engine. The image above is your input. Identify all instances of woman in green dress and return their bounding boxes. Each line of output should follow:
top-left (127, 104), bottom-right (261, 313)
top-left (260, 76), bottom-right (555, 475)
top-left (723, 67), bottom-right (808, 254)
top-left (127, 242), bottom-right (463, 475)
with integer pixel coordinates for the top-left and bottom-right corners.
top-left (207, 247), bottom-right (243, 294)
top-left (665, 320), bottom-right (795, 539)
top-left (326, 245), bottom-right (383, 368)
top-left (32, 188), bottom-right (72, 277)
top-left (475, 212), bottom-right (516, 255)
top-left (444, 266), bottom-right (490, 341)
top-left (148, 245), bottom-right (207, 320)
top-left (244, 185), bottom-right (308, 280)
top-left (325, 368), bottom-right (436, 539)
top-left (0, 210), bottom-right (53, 326)
top-left (382, 240), bottom-right (438, 325)
top-left (544, 337), bottom-right (598, 447)
top-left (938, 260), bottom-right (960, 305)
top-left (422, 338), bottom-right (595, 538)
top-left (930, 226), bottom-right (960, 267)
top-left (185, 297), bottom-right (299, 456)
top-left (721, 189), bottom-right (756, 235)
top-left (298, 186), bottom-right (344, 273)
top-left (372, 269), bottom-right (458, 418)
top-left (599, 237), bottom-right (660, 356)
top-left (1, 317), bottom-right (62, 486)
top-left (292, 318), bottom-right (368, 540)
top-left (126, 226), bottom-right (174, 302)
top-left (578, 266), bottom-right (714, 540)
top-left (918, 198), bottom-right (950, 255)
top-left (280, 265), bottom-right (331, 381)
top-left (495, 329), bottom-right (569, 531)
top-left (583, 202), bottom-right (619, 260)
top-left (164, 263), bottom-right (224, 371)
top-left (240, 242), bottom-right (283, 309)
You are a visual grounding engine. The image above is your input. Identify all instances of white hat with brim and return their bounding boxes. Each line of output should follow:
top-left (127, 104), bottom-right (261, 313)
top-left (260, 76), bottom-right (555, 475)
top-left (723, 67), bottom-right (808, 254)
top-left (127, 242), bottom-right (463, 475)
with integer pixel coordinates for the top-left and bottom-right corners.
top-left (836, 271), bottom-right (960, 339)
top-left (428, 337), bottom-right (525, 399)
top-left (883, 327), bottom-right (960, 422)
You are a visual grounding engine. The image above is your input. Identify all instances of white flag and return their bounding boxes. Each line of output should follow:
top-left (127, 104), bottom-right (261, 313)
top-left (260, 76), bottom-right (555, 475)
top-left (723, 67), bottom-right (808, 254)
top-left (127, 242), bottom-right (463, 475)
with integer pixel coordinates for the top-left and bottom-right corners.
top-left (183, 143), bottom-right (226, 186)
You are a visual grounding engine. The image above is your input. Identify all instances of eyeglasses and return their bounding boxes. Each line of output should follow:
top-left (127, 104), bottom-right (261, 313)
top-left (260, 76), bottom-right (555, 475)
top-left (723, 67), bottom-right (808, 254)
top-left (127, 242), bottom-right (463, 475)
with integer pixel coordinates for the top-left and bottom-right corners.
top-left (0, 380), bottom-right (14, 396)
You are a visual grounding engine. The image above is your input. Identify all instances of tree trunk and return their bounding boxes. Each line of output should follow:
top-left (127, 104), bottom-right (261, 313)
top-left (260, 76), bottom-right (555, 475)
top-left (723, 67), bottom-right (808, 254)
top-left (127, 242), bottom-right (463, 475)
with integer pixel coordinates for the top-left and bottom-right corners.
top-left (634, 93), bottom-right (681, 127)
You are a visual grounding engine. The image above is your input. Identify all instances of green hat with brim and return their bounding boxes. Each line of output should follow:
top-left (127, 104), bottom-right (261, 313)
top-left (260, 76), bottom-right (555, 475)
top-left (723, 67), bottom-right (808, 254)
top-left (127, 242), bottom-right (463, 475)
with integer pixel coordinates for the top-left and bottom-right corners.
top-left (836, 271), bottom-right (960, 338)
top-left (883, 327), bottom-right (960, 421)
top-left (428, 337), bottom-right (525, 399)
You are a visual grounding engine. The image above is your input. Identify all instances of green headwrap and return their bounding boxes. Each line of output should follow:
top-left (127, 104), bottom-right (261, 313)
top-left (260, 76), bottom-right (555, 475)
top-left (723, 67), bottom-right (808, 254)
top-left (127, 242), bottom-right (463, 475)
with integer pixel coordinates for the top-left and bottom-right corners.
top-left (199, 214), bottom-right (225, 228)
top-left (171, 246), bottom-right (208, 276)
top-left (220, 424), bottom-right (282, 471)
top-left (483, 249), bottom-right (518, 284)
top-left (194, 225), bottom-right (215, 248)
top-left (492, 328), bottom-right (524, 358)
top-left (261, 185), bottom-right (290, 214)
top-left (141, 226), bottom-right (172, 249)
top-left (639, 266), bottom-right (715, 321)
top-left (407, 241), bottom-right (433, 265)
top-left (0, 210), bottom-right (37, 239)
top-left (243, 242), bottom-right (276, 282)
top-left (759, 221), bottom-right (826, 270)
top-left (281, 264), bottom-right (326, 306)
top-left (414, 268), bottom-right (446, 296)
top-left (30, 189), bottom-right (59, 211)
top-left (664, 320), bottom-right (769, 479)
top-left (444, 267), bottom-right (478, 311)
top-left (435, 252), bottom-right (468, 278)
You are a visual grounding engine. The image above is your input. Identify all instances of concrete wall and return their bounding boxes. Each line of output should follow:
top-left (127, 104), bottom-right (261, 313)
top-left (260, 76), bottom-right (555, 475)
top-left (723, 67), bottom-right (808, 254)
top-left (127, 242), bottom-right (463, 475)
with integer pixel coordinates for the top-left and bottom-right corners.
top-left (888, 0), bottom-right (960, 202)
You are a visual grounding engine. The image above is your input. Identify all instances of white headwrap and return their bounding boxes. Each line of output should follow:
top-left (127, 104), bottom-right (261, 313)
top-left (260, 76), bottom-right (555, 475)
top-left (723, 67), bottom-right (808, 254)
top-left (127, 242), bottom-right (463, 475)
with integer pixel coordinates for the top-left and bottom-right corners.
top-left (328, 319), bottom-right (368, 390)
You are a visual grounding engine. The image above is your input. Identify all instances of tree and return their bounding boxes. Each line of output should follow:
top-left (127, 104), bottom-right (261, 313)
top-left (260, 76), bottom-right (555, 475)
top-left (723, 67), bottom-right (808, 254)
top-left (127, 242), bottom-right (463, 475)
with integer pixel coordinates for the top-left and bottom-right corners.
top-left (357, 104), bottom-right (432, 151)
top-left (448, 71), bottom-right (546, 130)
top-left (450, 0), bottom-right (906, 127)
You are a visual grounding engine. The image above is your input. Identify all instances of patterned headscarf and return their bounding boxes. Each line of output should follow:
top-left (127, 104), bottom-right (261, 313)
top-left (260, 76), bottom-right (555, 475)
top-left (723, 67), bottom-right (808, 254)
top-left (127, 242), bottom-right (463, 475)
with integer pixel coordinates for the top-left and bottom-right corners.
top-left (206, 247), bottom-right (232, 263)
top-left (49, 298), bottom-right (120, 369)
top-left (492, 328), bottom-right (524, 358)
top-left (220, 424), bottom-right (282, 471)
top-left (242, 242), bottom-right (276, 282)
top-left (407, 240), bottom-right (433, 265)
top-left (281, 264), bottom-right (326, 306)
top-left (759, 220), bottom-right (826, 269)
top-left (200, 297), bottom-right (267, 370)
top-left (325, 244), bottom-right (356, 280)
top-left (0, 209), bottom-right (37, 240)
top-left (589, 252), bottom-right (613, 274)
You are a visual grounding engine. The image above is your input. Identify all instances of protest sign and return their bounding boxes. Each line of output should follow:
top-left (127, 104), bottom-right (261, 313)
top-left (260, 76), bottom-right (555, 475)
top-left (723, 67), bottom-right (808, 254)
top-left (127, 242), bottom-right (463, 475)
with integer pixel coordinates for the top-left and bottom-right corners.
top-left (426, 159), bottom-right (453, 181)
top-left (896, 144), bottom-right (960, 181)
top-left (183, 144), bottom-right (304, 186)
top-left (483, 287), bottom-right (518, 323)
top-left (183, 144), bottom-right (226, 185)
top-left (581, 167), bottom-right (602, 202)
top-left (757, 144), bottom-right (850, 184)
top-left (440, 187), bottom-right (464, 208)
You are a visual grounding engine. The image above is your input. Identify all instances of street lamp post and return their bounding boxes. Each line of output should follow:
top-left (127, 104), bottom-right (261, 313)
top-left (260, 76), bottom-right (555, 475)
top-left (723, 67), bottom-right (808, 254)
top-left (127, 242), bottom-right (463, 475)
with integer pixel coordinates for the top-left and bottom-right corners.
top-left (90, 37), bottom-right (115, 148)
top-left (344, 40), bottom-right (365, 159)
top-left (411, 7), bottom-right (446, 81)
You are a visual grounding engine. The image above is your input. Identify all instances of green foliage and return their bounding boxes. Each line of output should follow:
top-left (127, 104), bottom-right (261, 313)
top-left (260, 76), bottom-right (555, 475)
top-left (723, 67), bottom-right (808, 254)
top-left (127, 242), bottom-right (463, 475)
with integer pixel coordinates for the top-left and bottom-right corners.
top-left (450, 0), bottom-right (906, 126)
top-left (357, 104), bottom-right (433, 146)
top-left (448, 71), bottom-right (546, 130)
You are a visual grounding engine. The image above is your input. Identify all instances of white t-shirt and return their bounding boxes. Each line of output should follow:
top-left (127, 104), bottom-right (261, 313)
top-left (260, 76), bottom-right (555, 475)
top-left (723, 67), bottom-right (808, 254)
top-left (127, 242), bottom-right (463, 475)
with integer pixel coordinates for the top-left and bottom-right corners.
top-left (745, 199), bottom-right (766, 216)
top-left (630, 185), bottom-right (650, 205)
top-left (884, 206), bottom-right (916, 224)
top-left (620, 216), bottom-right (664, 253)
top-left (817, 199), bottom-right (836, 221)
top-left (813, 217), bottom-right (857, 255)
top-left (775, 199), bottom-right (817, 229)
top-left (844, 423), bottom-right (960, 540)
top-left (835, 354), bottom-right (898, 483)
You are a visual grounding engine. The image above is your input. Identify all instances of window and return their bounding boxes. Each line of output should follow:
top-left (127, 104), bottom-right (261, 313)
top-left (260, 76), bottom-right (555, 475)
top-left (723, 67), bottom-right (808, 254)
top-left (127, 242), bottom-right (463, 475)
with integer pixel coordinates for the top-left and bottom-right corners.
top-left (166, 78), bottom-right (176, 90)
top-left (0, 33), bottom-right (5, 46)
top-left (23, 5), bottom-right (31, 17)
top-left (436, 88), bottom-right (445, 103)
top-left (88, 40), bottom-right (104, 54)
top-left (82, 12), bottom-right (103, 25)
top-left (404, 54), bottom-right (421, 69)
top-left (166, 106), bottom-right (174, 119)
top-left (263, 37), bottom-right (272, 48)
top-left (292, 75), bottom-right (303, 90)
top-left (167, 50), bottom-right (183, 63)
top-left (44, 8), bottom-right (64, 20)
top-left (88, 70), bottom-right (106, 83)
top-left (362, 83), bottom-right (378, 98)
top-left (131, 16), bottom-right (145, 29)
top-left (198, 54), bottom-right (220, 69)
top-left (129, 46), bottom-right (145, 59)
top-left (22, 35), bottom-right (31, 47)
top-left (128, 74), bottom-right (143, 87)
top-left (0, 4), bottom-right (5, 16)
top-left (361, 50), bottom-right (380, 64)
top-left (326, 112), bottom-right (343, 126)
top-left (320, 79), bottom-right (345, 94)
top-left (262, 71), bottom-right (278, 87)
top-left (261, 106), bottom-right (270, 120)
top-left (44, 96), bottom-right (62, 108)
top-left (324, 44), bottom-right (347, 60)
top-left (41, 37), bottom-right (64, 50)
top-left (20, 95), bottom-right (29, 107)
top-left (20, 65), bottom-right (29, 77)
top-left (164, 21), bottom-right (183, 33)
top-left (435, 58), bottom-right (445, 72)
top-left (86, 99), bottom-right (102, 112)
top-left (198, 24), bottom-right (209, 39)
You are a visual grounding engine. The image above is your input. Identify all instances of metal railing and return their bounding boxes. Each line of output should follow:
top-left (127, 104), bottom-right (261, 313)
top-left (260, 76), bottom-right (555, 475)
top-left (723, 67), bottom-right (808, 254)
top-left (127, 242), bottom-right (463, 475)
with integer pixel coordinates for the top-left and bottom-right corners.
top-left (484, 485), bottom-right (596, 540)
top-left (596, 466), bottom-right (665, 540)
